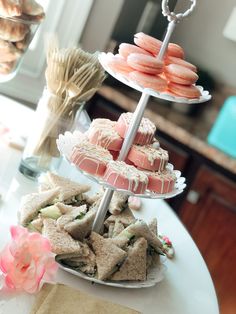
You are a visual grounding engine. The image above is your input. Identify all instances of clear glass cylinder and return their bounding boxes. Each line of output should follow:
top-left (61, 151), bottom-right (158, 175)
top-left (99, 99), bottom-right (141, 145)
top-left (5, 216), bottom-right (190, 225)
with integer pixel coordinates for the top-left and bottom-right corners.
top-left (0, 14), bottom-right (42, 82)
top-left (19, 88), bottom-right (85, 180)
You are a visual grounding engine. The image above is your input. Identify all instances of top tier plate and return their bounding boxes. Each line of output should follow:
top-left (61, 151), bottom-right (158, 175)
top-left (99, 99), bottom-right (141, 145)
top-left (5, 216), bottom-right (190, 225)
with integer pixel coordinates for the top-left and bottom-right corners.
top-left (98, 52), bottom-right (211, 104)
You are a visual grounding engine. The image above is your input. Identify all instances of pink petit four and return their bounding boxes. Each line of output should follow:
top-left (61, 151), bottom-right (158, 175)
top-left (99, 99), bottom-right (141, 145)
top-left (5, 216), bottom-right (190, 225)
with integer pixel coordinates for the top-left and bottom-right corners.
top-left (87, 118), bottom-right (123, 151)
top-left (103, 161), bottom-right (148, 194)
top-left (70, 140), bottom-right (112, 177)
top-left (127, 144), bottom-right (169, 172)
top-left (115, 112), bottom-right (156, 145)
top-left (145, 169), bottom-right (176, 194)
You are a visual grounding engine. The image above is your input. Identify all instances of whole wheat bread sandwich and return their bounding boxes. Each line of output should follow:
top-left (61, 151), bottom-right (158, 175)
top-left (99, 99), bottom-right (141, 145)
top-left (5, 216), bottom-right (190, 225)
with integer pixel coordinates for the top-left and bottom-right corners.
top-left (111, 237), bottom-right (147, 281)
top-left (148, 218), bottom-right (158, 235)
top-left (90, 232), bottom-right (127, 280)
top-left (56, 204), bottom-right (87, 228)
top-left (114, 219), bottom-right (164, 255)
top-left (39, 172), bottom-right (90, 203)
top-left (20, 188), bottom-right (59, 226)
top-left (63, 207), bottom-right (97, 241)
top-left (55, 244), bottom-right (96, 276)
top-left (108, 191), bottom-right (129, 215)
top-left (42, 218), bottom-right (86, 255)
top-left (104, 206), bottom-right (135, 228)
top-left (110, 220), bottom-right (125, 238)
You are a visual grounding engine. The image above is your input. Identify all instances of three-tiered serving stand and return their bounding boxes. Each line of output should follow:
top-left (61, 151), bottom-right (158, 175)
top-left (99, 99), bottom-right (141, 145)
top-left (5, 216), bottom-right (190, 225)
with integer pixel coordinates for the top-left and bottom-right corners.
top-left (57, 0), bottom-right (211, 288)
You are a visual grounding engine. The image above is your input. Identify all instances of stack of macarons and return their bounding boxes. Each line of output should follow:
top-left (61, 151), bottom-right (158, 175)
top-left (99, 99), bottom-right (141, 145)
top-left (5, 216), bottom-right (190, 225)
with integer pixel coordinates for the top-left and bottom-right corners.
top-left (103, 32), bottom-right (201, 99)
top-left (69, 113), bottom-right (177, 195)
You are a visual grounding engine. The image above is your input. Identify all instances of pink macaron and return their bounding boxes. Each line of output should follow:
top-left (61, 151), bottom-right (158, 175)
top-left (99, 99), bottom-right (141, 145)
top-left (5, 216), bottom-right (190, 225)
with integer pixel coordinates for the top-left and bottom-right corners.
top-left (167, 43), bottom-right (185, 59)
top-left (164, 64), bottom-right (198, 85)
top-left (87, 118), bottom-right (123, 151)
top-left (118, 43), bottom-right (151, 59)
top-left (165, 56), bottom-right (197, 72)
top-left (115, 112), bottom-right (156, 145)
top-left (167, 82), bottom-right (201, 99)
top-left (127, 144), bottom-right (169, 172)
top-left (105, 53), bottom-right (133, 76)
top-left (70, 140), bottom-right (113, 177)
top-left (129, 71), bottom-right (167, 92)
top-left (127, 53), bottom-right (164, 75)
top-left (134, 32), bottom-right (162, 55)
top-left (145, 169), bottom-right (176, 194)
top-left (103, 161), bottom-right (148, 194)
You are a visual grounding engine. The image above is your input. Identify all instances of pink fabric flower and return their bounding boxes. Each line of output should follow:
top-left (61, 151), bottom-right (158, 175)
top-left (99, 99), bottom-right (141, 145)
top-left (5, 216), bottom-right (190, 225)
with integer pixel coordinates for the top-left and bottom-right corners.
top-left (0, 226), bottom-right (58, 294)
top-left (162, 235), bottom-right (172, 246)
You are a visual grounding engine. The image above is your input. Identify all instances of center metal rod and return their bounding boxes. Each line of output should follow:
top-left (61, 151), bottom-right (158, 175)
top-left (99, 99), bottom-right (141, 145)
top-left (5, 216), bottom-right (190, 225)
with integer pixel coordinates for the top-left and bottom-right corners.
top-left (93, 14), bottom-right (178, 234)
top-left (92, 93), bottom-right (150, 233)
top-left (158, 20), bottom-right (176, 61)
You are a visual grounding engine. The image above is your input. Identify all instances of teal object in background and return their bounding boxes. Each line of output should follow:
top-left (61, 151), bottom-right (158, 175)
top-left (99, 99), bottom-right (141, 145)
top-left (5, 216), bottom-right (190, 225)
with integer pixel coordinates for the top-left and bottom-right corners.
top-left (208, 96), bottom-right (236, 158)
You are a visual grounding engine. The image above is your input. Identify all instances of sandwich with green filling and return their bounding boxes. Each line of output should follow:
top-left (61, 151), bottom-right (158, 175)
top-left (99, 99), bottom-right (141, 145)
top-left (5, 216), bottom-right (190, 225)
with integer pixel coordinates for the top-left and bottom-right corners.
top-left (90, 232), bottom-right (127, 280)
top-left (20, 188), bottom-right (60, 227)
top-left (43, 218), bottom-right (96, 275)
top-left (39, 172), bottom-right (90, 204)
top-left (114, 219), bottom-right (164, 255)
top-left (59, 207), bottom-right (97, 241)
top-left (110, 237), bottom-right (148, 281)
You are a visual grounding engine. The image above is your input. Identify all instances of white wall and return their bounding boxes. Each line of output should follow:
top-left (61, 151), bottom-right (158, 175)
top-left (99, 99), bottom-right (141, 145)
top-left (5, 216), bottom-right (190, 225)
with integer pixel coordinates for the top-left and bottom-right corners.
top-left (80, 0), bottom-right (124, 52)
top-left (172, 0), bottom-right (236, 87)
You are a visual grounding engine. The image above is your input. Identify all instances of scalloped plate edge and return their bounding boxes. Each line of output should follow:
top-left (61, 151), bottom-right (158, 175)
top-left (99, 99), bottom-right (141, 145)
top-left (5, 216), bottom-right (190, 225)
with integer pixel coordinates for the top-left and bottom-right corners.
top-left (57, 132), bottom-right (186, 200)
top-left (57, 261), bottom-right (167, 289)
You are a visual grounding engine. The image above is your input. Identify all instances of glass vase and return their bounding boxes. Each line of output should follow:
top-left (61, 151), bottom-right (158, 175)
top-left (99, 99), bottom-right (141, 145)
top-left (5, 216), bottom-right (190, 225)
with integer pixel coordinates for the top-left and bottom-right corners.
top-left (19, 88), bottom-right (88, 180)
top-left (0, 14), bottom-right (43, 82)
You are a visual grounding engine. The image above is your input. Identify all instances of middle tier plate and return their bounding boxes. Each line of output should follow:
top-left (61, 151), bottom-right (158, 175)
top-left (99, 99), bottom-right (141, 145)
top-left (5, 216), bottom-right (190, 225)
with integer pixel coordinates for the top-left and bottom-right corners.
top-left (57, 131), bottom-right (186, 200)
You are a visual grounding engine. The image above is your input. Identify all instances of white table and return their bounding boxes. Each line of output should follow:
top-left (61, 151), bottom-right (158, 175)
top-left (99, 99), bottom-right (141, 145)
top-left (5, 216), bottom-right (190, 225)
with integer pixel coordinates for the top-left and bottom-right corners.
top-left (0, 95), bottom-right (219, 314)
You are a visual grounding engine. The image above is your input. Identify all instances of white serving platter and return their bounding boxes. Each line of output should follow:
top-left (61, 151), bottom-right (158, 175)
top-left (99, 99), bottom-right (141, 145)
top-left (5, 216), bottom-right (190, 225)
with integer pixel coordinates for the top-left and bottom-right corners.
top-left (56, 257), bottom-right (167, 289)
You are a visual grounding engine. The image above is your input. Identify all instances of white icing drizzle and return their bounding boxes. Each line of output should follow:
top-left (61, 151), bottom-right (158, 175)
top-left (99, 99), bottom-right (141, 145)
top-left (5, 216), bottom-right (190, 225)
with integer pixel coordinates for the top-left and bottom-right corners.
top-left (70, 140), bottom-right (112, 175)
top-left (119, 112), bottom-right (156, 143)
top-left (152, 139), bottom-right (160, 149)
top-left (133, 144), bottom-right (169, 170)
top-left (104, 161), bottom-right (148, 192)
top-left (145, 169), bottom-right (176, 193)
top-left (88, 119), bottom-right (121, 149)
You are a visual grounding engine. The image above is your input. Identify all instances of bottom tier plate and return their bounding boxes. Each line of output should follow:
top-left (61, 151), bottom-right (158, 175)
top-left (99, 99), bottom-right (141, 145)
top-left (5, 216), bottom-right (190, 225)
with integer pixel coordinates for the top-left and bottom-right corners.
top-left (56, 131), bottom-right (186, 199)
top-left (56, 259), bottom-right (167, 289)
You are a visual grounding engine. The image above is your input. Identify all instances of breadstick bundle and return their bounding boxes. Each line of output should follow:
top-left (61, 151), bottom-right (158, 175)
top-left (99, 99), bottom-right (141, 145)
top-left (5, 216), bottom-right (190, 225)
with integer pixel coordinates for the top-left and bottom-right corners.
top-left (0, 0), bottom-right (45, 78)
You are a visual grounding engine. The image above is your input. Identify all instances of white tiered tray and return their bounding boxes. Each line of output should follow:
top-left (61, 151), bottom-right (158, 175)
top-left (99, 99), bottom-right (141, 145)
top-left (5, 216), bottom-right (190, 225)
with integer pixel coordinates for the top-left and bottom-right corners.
top-left (56, 259), bottom-right (166, 289)
top-left (57, 131), bottom-right (186, 200)
top-left (99, 52), bottom-right (211, 104)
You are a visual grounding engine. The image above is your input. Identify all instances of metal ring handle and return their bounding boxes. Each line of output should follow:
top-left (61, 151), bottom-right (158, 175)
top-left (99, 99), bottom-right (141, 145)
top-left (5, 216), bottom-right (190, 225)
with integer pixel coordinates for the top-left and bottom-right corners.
top-left (162, 0), bottom-right (197, 23)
